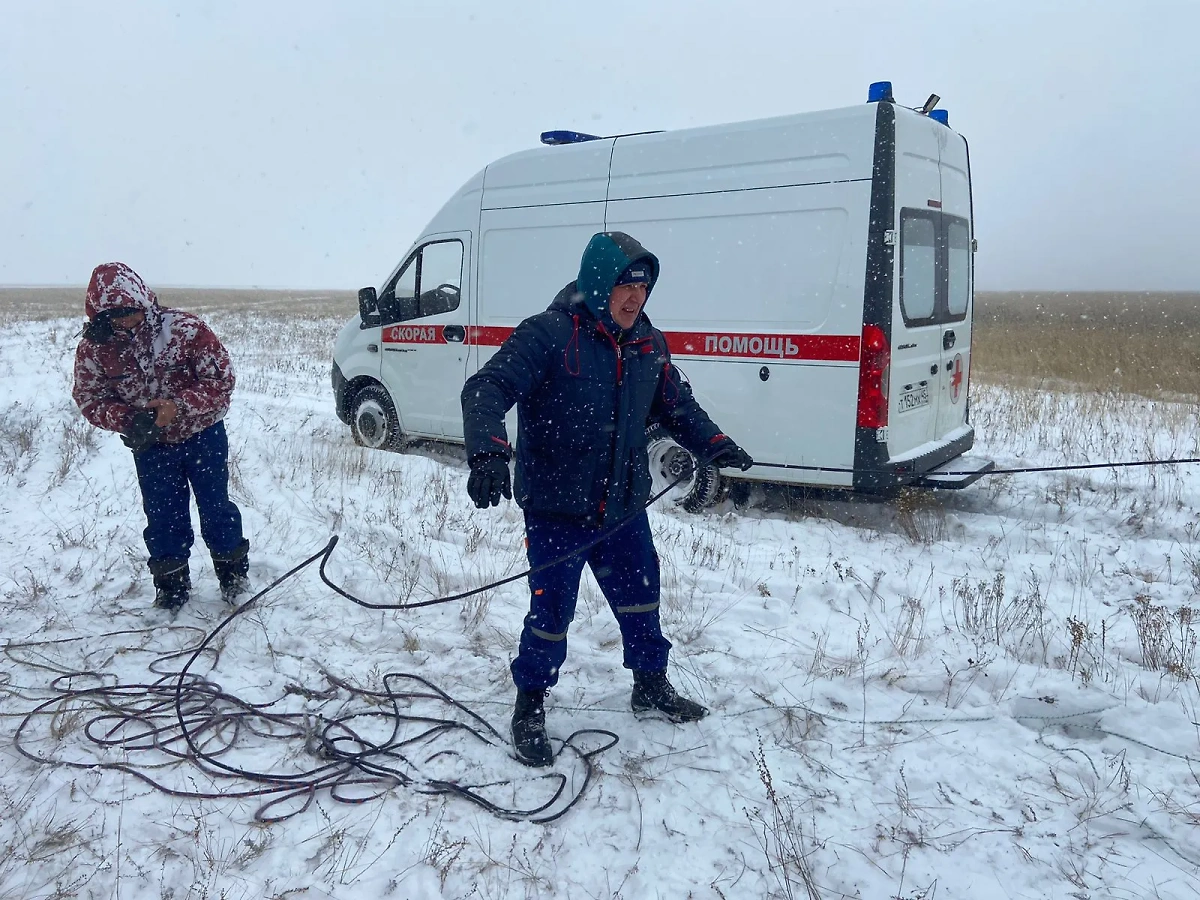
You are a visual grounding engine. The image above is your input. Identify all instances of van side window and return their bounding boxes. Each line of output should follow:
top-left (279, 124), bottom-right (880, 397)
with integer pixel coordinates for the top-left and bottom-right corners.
top-left (378, 239), bottom-right (464, 324)
top-left (900, 213), bottom-right (937, 322)
top-left (416, 241), bottom-right (464, 318)
top-left (898, 210), bottom-right (970, 326)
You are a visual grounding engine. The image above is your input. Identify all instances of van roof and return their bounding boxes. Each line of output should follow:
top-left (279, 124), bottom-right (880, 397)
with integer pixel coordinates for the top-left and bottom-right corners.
top-left (484, 103), bottom-right (886, 208)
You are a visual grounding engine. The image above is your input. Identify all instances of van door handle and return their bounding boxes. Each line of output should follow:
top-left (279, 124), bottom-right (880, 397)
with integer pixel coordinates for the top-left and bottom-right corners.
top-left (943, 330), bottom-right (956, 350)
top-left (367, 343), bottom-right (379, 353)
top-left (930, 364), bottom-right (938, 375)
top-left (443, 325), bottom-right (466, 343)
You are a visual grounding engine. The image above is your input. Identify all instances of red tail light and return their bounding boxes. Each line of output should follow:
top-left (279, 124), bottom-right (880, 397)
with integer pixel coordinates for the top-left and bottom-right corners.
top-left (856, 324), bottom-right (891, 429)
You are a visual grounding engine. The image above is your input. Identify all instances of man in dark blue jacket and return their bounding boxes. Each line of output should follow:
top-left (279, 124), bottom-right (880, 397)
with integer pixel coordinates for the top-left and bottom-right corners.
top-left (461, 231), bottom-right (753, 767)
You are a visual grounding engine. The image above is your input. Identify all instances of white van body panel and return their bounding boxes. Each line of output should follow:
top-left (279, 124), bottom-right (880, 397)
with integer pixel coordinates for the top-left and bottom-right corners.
top-left (482, 140), bottom-right (614, 208)
top-left (332, 317), bottom-right (386, 418)
top-left (608, 107), bottom-right (875, 199)
top-left (606, 179), bottom-right (870, 486)
top-left (476, 205), bottom-right (605, 328)
top-left (475, 201), bottom-right (608, 446)
top-left (334, 97), bottom-right (981, 493)
top-left (409, 170), bottom-right (485, 257)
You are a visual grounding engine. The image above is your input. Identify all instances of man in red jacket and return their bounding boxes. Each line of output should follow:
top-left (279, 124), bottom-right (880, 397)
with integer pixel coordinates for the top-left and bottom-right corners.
top-left (72, 262), bottom-right (249, 610)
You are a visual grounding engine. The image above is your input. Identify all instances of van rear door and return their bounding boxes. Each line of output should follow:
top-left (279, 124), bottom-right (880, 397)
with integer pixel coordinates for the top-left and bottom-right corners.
top-left (935, 129), bottom-right (973, 440)
top-left (888, 110), bottom-right (945, 460)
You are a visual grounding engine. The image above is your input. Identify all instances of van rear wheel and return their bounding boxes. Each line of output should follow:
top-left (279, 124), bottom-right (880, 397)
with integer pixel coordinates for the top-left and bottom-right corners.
top-left (351, 384), bottom-right (403, 451)
top-left (646, 425), bottom-right (722, 512)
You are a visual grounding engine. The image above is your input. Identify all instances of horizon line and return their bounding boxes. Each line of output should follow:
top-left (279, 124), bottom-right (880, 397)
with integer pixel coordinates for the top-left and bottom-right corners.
top-left (2, 284), bottom-right (1199, 294)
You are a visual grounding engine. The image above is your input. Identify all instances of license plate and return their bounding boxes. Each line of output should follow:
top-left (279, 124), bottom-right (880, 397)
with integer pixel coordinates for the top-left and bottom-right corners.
top-left (897, 384), bottom-right (930, 413)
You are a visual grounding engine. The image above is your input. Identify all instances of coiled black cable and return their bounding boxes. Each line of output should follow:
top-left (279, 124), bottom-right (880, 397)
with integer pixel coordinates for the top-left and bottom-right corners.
top-left (8, 454), bottom-right (715, 824)
top-left (10, 545), bottom-right (618, 824)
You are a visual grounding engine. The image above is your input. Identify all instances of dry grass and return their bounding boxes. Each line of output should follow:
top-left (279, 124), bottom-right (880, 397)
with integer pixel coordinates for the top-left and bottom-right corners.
top-left (973, 291), bottom-right (1200, 398)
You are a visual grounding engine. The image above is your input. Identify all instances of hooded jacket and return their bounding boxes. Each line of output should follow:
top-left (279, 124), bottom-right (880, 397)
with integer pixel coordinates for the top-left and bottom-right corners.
top-left (461, 232), bottom-right (730, 524)
top-left (72, 263), bottom-right (235, 444)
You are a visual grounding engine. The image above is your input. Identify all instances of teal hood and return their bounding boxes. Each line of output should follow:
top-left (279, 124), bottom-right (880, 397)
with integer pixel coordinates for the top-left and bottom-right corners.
top-left (575, 232), bottom-right (660, 329)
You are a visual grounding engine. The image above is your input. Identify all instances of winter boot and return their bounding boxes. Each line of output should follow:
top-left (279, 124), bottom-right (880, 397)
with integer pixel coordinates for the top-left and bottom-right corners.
top-left (212, 539), bottom-right (250, 603)
top-left (631, 670), bottom-right (708, 722)
top-left (511, 688), bottom-right (554, 767)
top-left (148, 558), bottom-right (190, 611)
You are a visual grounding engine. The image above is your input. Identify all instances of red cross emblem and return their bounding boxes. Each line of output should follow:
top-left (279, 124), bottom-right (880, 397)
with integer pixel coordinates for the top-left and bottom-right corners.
top-left (950, 353), bottom-right (964, 403)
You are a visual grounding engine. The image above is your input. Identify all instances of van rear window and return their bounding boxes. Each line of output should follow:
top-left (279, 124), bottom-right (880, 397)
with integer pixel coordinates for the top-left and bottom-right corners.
top-left (947, 218), bottom-right (970, 317)
top-left (900, 214), bottom-right (937, 320)
top-left (898, 210), bottom-right (970, 326)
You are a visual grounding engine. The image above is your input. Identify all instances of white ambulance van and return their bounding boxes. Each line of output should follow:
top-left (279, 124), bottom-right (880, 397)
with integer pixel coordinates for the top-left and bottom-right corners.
top-left (332, 82), bottom-right (993, 507)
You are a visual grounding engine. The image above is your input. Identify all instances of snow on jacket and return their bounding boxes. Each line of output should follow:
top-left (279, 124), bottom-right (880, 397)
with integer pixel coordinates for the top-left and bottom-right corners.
top-left (461, 232), bottom-right (732, 525)
top-left (72, 262), bottom-right (235, 444)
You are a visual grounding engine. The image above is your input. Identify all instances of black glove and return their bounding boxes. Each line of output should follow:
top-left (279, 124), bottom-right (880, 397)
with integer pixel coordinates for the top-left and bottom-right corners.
top-left (711, 441), bottom-right (754, 471)
top-left (121, 410), bottom-right (161, 452)
top-left (82, 315), bottom-right (116, 344)
top-left (467, 455), bottom-right (512, 508)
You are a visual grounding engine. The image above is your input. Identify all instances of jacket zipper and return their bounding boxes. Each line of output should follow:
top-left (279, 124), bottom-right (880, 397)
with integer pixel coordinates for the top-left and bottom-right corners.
top-left (597, 324), bottom-right (624, 524)
top-left (596, 327), bottom-right (653, 525)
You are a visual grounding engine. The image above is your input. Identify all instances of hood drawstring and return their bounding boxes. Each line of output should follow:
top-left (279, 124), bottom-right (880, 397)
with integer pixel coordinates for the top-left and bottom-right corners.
top-left (563, 315), bottom-right (581, 376)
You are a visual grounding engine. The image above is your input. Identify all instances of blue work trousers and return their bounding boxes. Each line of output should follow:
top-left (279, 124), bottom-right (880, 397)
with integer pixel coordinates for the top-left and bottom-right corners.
top-left (133, 420), bottom-right (245, 564)
top-left (511, 510), bottom-right (672, 691)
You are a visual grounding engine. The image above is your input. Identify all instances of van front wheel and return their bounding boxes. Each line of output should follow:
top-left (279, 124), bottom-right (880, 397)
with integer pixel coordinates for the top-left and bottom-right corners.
top-left (351, 384), bottom-right (403, 451)
top-left (646, 425), bottom-right (722, 513)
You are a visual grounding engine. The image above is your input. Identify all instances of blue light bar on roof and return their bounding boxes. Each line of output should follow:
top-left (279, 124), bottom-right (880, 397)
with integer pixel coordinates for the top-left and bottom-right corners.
top-left (540, 130), bottom-right (603, 145)
top-left (929, 109), bottom-right (950, 126)
top-left (867, 81), bottom-right (893, 103)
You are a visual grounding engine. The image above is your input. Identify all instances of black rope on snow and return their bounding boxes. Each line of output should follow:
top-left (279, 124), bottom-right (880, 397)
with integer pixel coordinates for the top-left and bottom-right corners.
top-left (318, 450), bottom-right (729, 611)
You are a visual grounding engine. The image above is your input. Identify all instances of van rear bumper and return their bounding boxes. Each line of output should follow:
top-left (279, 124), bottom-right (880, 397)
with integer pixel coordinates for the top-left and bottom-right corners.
top-left (887, 427), bottom-right (988, 489)
top-left (854, 425), bottom-right (982, 493)
top-left (911, 453), bottom-right (995, 489)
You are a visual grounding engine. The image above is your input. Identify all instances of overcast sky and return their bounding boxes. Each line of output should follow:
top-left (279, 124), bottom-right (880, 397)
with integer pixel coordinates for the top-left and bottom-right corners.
top-left (2, 1), bottom-right (1197, 291)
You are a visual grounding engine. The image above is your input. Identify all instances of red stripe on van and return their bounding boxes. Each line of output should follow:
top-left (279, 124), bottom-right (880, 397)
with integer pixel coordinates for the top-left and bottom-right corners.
top-left (664, 331), bottom-right (860, 362)
top-left (382, 325), bottom-right (517, 345)
top-left (383, 324), bottom-right (448, 344)
top-left (387, 323), bottom-right (859, 363)
top-left (466, 326), bottom-right (514, 346)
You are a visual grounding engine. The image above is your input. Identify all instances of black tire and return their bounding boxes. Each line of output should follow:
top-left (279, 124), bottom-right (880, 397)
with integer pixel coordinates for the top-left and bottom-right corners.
top-left (645, 424), bottom-right (722, 512)
top-left (726, 478), bottom-right (752, 509)
top-left (351, 384), bottom-right (403, 451)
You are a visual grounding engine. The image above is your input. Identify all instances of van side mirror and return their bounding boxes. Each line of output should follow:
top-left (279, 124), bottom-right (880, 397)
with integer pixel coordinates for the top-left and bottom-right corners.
top-left (358, 286), bottom-right (379, 322)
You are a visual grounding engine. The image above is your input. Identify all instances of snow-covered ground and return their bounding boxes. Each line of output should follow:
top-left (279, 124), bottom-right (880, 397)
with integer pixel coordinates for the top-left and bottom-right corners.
top-left (3, 312), bottom-right (1200, 900)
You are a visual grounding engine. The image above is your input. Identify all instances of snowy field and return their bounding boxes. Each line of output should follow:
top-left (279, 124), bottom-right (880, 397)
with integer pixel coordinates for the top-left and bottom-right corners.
top-left (3, 310), bottom-right (1200, 900)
